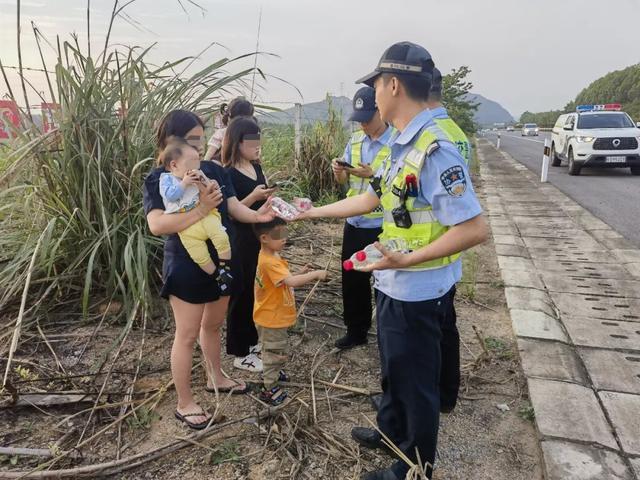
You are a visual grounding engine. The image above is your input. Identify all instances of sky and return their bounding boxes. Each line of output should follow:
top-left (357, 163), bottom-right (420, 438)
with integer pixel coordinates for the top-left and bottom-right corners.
top-left (1, 0), bottom-right (640, 119)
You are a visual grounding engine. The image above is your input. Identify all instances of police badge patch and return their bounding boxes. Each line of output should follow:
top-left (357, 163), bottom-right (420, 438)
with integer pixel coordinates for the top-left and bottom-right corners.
top-left (440, 166), bottom-right (467, 197)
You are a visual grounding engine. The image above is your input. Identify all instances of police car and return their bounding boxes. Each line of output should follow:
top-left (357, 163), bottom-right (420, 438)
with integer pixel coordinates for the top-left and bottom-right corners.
top-left (550, 104), bottom-right (640, 175)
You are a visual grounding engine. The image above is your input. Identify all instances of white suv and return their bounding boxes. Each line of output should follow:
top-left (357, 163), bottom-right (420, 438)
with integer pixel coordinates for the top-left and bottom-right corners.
top-left (522, 123), bottom-right (539, 136)
top-left (550, 104), bottom-right (640, 175)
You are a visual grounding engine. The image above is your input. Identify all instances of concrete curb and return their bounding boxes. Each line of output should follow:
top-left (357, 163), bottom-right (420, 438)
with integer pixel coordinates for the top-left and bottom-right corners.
top-left (478, 139), bottom-right (640, 480)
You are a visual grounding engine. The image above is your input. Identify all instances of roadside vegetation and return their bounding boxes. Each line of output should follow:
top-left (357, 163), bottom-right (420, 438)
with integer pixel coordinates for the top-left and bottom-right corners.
top-left (520, 63), bottom-right (640, 126)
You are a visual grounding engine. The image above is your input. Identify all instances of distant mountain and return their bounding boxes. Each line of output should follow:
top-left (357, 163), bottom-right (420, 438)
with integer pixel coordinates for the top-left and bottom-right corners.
top-left (466, 93), bottom-right (514, 126)
top-left (258, 93), bottom-right (514, 128)
top-left (258, 96), bottom-right (352, 125)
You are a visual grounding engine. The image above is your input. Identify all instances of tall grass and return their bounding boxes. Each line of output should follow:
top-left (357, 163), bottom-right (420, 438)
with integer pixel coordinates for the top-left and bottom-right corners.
top-left (298, 97), bottom-right (348, 201)
top-left (0, 13), bottom-right (256, 325)
top-left (261, 97), bottom-right (348, 202)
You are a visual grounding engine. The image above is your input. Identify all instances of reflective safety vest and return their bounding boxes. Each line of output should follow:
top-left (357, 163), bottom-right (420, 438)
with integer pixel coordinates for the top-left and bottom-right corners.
top-left (433, 117), bottom-right (470, 165)
top-left (346, 130), bottom-right (389, 219)
top-left (378, 126), bottom-right (461, 271)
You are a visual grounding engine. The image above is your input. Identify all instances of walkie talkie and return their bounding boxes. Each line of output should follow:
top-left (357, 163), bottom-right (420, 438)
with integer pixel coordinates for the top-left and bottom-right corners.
top-left (391, 186), bottom-right (412, 229)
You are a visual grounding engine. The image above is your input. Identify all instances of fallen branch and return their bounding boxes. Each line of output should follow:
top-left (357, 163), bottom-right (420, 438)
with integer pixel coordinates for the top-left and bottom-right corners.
top-left (309, 339), bottom-right (330, 424)
top-left (1, 394), bottom-right (95, 409)
top-left (0, 448), bottom-right (82, 460)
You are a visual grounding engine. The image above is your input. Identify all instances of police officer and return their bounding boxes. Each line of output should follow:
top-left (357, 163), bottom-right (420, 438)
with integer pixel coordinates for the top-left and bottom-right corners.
top-left (427, 67), bottom-right (471, 164)
top-left (332, 87), bottom-right (393, 349)
top-left (370, 67), bottom-right (473, 415)
top-left (298, 42), bottom-right (488, 479)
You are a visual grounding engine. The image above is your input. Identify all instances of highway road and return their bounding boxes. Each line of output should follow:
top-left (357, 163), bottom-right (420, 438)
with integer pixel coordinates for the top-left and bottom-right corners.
top-left (484, 130), bottom-right (640, 247)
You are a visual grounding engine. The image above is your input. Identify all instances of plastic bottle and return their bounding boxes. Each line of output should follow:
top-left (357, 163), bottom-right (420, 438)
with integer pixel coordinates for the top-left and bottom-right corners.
top-left (342, 239), bottom-right (410, 271)
top-left (270, 197), bottom-right (301, 221)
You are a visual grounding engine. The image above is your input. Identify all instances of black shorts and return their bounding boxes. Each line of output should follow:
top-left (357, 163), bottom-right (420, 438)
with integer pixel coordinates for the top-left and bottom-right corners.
top-left (161, 250), bottom-right (222, 304)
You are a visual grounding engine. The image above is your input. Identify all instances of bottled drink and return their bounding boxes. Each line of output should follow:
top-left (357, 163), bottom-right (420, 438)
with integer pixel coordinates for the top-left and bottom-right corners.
top-left (342, 239), bottom-right (410, 271)
top-left (270, 197), bottom-right (301, 221)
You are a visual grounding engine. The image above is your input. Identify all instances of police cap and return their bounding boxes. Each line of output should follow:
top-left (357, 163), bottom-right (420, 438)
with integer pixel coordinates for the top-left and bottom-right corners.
top-left (356, 41), bottom-right (435, 87)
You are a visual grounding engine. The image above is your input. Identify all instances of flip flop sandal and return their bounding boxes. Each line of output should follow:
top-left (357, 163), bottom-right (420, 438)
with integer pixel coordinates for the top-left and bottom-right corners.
top-left (205, 379), bottom-right (250, 395)
top-left (174, 411), bottom-right (214, 430)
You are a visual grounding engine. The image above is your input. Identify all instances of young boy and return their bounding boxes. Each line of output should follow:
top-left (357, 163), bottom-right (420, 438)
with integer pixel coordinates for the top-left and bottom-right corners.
top-left (159, 137), bottom-right (233, 293)
top-left (253, 218), bottom-right (328, 405)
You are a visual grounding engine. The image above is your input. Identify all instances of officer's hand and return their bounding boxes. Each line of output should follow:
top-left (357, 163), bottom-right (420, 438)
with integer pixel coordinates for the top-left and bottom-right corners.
top-left (358, 242), bottom-right (413, 272)
top-left (348, 163), bottom-right (374, 179)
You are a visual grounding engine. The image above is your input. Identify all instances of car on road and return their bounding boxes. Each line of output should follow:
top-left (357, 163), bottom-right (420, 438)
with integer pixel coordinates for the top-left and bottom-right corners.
top-left (550, 104), bottom-right (640, 176)
top-left (506, 126), bottom-right (514, 132)
top-left (521, 123), bottom-right (539, 136)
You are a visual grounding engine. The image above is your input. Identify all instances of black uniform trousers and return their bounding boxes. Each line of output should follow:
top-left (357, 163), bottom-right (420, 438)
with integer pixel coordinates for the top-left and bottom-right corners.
top-left (340, 222), bottom-right (382, 339)
top-left (440, 286), bottom-right (460, 411)
top-left (376, 287), bottom-right (454, 479)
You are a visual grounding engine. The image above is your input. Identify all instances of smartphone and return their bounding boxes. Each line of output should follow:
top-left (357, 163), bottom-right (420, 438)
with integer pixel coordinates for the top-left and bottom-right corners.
top-left (265, 182), bottom-right (281, 189)
top-left (335, 160), bottom-right (352, 168)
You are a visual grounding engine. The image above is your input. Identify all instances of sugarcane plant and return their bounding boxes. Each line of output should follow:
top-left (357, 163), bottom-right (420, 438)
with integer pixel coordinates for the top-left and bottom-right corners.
top-left (0, 1), bottom-right (258, 338)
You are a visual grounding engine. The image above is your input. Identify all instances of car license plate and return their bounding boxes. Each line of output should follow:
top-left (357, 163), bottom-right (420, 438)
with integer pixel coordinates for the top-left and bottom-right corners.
top-left (605, 156), bottom-right (626, 163)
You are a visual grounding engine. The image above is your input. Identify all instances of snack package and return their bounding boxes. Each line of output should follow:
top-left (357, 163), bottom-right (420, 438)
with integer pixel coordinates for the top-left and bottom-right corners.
top-left (292, 197), bottom-right (312, 212)
top-left (271, 197), bottom-right (300, 221)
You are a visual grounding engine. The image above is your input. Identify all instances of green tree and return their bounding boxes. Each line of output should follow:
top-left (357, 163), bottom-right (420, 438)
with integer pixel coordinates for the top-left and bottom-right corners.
top-left (442, 66), bottom-right (478, 133)
top-left (519, 63), bottom-right (640, 126)
top-left (519, 110), bottom-right (563, 128)
top-left (573, 64), bottom-right (640, 121)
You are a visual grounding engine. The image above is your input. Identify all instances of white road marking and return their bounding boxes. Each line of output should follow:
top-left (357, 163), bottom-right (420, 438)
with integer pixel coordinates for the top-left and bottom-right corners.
top-left (489, 133), bottom-right (546, 144)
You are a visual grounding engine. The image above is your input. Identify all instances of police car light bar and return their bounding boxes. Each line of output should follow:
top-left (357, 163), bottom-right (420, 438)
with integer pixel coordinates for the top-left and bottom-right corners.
top-left (576, 104), bottom-right (622, 112)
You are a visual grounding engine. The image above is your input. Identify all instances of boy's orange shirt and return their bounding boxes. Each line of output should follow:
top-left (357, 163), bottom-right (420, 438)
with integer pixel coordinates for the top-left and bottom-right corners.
top-left (254, 250), bottom-right (297, 328)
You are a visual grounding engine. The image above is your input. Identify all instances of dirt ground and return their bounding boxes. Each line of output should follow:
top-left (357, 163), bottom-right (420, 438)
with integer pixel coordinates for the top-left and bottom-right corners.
top-left (0, 172), bottom-right (543, 479)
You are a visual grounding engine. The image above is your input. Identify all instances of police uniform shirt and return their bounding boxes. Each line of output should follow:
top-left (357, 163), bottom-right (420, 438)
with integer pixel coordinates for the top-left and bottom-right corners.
top-left (431, 106), bottom-right (472, 162)
top-left (366, 109), bottom-right (482, 302)
top-left (342, 126), bottom-right (393, 229)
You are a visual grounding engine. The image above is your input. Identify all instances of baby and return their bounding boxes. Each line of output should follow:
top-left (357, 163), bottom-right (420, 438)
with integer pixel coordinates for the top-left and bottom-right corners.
top-left (158, 137), bottom-right (233, 293)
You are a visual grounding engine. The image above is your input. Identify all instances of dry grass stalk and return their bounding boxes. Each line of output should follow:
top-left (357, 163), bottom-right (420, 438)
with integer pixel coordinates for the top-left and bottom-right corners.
top-left (116, 308), bottom-right (148, 459)
top-left (2, 227), bottom-right (47, 388)
top-left (1, 409), bottom-right (271, 479)
top-left (361, 413), bottom-right (432, 480)
top-left (76, 301), bottom-right (140, 447)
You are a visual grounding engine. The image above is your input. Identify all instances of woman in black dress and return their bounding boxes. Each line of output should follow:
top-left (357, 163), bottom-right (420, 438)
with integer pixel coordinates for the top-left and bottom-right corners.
top-left (143, 110), bottom-right (274, 429)
top-left (223, 117), bottom-right (277, 372)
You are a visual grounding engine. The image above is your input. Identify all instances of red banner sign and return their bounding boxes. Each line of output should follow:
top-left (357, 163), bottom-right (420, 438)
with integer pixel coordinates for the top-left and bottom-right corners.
top-left (0, 100), bottom-right (20, 140)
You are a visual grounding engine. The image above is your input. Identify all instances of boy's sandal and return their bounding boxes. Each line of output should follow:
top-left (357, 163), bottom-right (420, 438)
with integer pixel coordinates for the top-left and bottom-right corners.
top-left (174, 410), bottom-right (215, 430)
top-left (205, 379), bottom-right (250, 395)
top-left (260, 386), bottom-right (288, 406)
